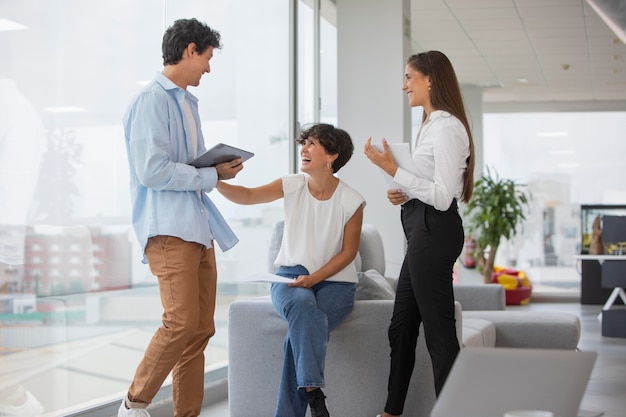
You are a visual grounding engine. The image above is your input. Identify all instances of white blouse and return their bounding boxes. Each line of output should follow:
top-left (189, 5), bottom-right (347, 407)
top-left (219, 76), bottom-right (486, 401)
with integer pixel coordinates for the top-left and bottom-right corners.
top-left (393, 110), bottom-right (470, 211)
top-left (273, 174), bottom-right (366, 283)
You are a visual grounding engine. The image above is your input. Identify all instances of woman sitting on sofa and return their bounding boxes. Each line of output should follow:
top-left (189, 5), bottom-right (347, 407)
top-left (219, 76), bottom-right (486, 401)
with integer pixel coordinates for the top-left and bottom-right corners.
top-left (216, 123), bottom-right (365, 417)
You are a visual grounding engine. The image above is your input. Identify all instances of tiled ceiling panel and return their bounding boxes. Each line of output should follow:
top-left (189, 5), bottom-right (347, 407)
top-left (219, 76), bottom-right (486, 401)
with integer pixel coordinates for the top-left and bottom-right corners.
top-left (410, 0), bottom-right (626, 110)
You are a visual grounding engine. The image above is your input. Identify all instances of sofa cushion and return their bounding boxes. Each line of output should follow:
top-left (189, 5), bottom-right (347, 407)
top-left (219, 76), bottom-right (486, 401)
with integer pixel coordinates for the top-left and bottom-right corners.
top-left (356, 269), bottom-right (395, 300)
top-left (385, 276), bottom-right (398, 290)
top-left (358, 224), bottom-right (386, 275)
top-left (462, 318), bottom-right (496, 347)
top-left (354, 250), bottom-right (362, 272)
top-left (266, 220), bottom-right (284, 273)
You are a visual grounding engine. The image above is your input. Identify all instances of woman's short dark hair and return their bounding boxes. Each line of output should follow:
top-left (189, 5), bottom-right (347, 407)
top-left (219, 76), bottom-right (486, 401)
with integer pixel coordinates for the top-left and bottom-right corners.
top-left (162, 18), bottom-right (222, 66)
top-left (297, 123), bottom-right (354, 173)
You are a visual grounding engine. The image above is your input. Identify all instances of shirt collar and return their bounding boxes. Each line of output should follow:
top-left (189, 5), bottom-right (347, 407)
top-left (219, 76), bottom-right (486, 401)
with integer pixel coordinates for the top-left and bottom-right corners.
top-left (153, 72), bottom-right (199, 104)
top-left (429, 109), bottom-right (451, 120)
top-left (154, 71), bottom-right (178, 91)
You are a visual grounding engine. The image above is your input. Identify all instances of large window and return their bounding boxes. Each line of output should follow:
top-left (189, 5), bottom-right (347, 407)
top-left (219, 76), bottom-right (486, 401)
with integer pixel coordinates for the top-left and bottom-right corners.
top-left (0, 0), bottom-right (337, 414)
top-left (297, 0), bottom-right (338, 126)
top-left (483, 111), bottom-right (626, 289)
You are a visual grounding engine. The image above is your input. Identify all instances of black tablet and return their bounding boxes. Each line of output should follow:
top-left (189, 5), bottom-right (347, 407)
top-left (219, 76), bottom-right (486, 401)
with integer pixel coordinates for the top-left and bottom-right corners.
top-left (190, 143), bottom-right (254, 168)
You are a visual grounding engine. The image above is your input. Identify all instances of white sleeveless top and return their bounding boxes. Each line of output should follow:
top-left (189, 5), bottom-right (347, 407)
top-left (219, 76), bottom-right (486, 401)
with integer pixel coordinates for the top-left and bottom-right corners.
top-left (273, 174), bottom-right (366, 283)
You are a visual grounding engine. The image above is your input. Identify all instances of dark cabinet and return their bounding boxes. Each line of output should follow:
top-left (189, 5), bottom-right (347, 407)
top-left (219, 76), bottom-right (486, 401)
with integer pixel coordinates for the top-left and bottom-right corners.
top-left (578, 213), bottom-right (626, 337)
top-left (581, 259), bottom-right (613, 304)
top-left (600, 259), bottom-right (626, 338)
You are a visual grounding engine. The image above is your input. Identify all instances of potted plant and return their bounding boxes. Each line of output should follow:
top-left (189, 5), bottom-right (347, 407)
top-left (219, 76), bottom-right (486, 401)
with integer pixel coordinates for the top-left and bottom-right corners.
top-left (464, 168), bottom-right (530, 284)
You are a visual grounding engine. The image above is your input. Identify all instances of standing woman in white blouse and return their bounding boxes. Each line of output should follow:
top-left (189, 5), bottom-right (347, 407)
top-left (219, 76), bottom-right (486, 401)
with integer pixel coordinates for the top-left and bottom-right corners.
top-left (364, 50), bottom-right (475, 417)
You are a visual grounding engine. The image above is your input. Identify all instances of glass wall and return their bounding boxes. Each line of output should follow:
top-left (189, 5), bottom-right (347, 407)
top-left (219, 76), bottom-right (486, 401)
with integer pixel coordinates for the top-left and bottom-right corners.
top-left (482, 111), bottom-right (626, 289)
top-left (297, 0), bottom-right (338, 126)
top-left (0, 0), bottom-right (339, 414)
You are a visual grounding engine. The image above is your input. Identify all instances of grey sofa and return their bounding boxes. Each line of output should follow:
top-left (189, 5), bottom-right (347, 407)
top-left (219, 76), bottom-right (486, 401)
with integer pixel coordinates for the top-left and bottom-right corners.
top-left (227, 222), bottom-right (581, 417)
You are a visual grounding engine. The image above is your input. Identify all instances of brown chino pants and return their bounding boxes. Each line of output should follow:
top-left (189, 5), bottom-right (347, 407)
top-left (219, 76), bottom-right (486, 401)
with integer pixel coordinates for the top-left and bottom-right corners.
top-left (127, 235), bottom-right (217, 417)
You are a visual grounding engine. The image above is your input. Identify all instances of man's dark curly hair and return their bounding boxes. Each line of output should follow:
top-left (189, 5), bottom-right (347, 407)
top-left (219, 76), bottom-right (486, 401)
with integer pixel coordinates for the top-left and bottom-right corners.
top-left (162, 18), bottom-right (222, 66)
top-left (297, 123), bottom-right (354, 173)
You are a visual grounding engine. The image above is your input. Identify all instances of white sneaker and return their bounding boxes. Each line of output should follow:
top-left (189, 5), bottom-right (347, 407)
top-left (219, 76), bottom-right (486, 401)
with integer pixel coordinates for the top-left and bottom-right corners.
top-left (117, 399), bottom-right (151, 417)
top-left (0, 388), bottom-right (44, 417)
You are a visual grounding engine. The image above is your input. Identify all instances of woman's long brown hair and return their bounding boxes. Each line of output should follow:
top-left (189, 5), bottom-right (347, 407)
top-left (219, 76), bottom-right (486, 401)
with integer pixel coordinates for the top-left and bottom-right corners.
top-left (407, 51), bottom-right (475, 202)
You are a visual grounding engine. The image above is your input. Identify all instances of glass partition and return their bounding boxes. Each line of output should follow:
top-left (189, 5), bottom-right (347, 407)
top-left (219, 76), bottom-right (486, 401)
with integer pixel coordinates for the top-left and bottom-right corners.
top-left (0, 0), bottom-right (299, 414)
top-left (483, 112), bottom-right (626, 293)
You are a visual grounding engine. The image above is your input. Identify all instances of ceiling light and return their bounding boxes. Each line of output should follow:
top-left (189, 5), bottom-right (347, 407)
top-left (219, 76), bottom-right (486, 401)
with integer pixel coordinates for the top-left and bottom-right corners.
top-left (43, 106), bottom-right (86, 113)
top-left (586, 0), bottom-right (626, 44)
top-left (516, 78), bottom-right (529, 83)
top-left (537, 131), bottom-right (568, 137)
top-left (472, 81), bottom-right (504, 88)
top-left (558, 163), bottom-right (582, 169)
top-left (0, 18), bottom-right (28, 31)
top-left (549, 150), bottom-right (576, 155)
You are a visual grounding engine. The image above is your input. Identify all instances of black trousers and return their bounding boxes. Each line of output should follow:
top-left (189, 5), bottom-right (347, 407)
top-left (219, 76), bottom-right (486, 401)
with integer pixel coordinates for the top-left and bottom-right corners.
top-left (384, 198), bottom-right (463, 415)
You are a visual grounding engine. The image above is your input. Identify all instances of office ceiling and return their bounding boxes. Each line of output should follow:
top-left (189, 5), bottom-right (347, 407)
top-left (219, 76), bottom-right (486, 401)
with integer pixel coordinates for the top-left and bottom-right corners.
top-left (409, 0), bottom-right (626, 112)
top-left (3, 0), bottom-right (625, 117)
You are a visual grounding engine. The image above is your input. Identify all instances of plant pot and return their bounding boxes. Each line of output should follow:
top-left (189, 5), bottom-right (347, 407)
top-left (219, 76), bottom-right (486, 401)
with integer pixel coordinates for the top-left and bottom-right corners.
top-left (492, 267), bottom-right (533, 305)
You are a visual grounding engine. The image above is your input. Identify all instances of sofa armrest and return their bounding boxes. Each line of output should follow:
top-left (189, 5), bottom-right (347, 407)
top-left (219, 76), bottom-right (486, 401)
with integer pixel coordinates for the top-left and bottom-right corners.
top-left (454, 284), bottom-right (506, 311)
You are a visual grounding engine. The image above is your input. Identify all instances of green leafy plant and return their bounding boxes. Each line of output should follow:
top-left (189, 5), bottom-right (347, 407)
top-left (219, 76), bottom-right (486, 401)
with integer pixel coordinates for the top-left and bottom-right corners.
top-left (464, 168), bottom-right (530, 283)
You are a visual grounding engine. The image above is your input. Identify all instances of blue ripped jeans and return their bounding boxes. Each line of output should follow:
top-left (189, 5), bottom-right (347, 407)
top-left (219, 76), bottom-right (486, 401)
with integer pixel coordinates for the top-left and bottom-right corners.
top-left (270, 265), bottom-right (356, 417)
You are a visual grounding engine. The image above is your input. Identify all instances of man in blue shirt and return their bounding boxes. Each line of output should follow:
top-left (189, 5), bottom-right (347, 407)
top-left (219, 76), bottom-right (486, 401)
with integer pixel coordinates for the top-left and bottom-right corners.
top-left (119, 18), bottom-right (243, 417)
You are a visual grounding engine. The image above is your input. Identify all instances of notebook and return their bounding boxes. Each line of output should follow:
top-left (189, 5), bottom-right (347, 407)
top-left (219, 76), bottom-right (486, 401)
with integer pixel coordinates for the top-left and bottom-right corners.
top-left (430, 347), bottom-right (599, 417)
top-left (190, 143), bottom-right (254, 168)
top-left (372, 142), bottom-right (418, 193)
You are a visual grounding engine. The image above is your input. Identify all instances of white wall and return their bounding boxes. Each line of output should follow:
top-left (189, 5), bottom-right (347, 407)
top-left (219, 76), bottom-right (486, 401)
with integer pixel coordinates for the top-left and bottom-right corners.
top-left (461, 85), bottom-right (484, 180)
top-left (336, 0), bottom-right (411, 277)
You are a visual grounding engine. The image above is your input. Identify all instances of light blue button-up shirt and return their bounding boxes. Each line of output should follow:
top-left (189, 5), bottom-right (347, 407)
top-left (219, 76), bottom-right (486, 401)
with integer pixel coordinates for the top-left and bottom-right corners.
top-left (123, 72), bottom-right (238, 262)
